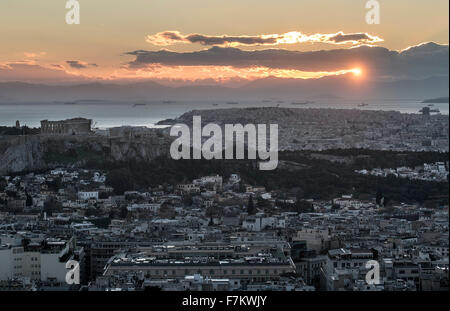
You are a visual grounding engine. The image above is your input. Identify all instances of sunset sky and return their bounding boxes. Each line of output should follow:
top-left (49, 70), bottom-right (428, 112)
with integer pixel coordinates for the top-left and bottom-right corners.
top-left (0, 0), bottom-right (448, 85)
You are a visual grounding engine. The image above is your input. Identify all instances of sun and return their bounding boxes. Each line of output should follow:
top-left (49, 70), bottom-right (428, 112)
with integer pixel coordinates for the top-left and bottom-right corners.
top-left (352, 68), bottom-right (362, 76)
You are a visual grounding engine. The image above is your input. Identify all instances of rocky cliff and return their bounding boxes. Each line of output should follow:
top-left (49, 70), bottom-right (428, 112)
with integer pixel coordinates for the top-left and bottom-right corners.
top-left (0, 134), bottom-right (171, 175)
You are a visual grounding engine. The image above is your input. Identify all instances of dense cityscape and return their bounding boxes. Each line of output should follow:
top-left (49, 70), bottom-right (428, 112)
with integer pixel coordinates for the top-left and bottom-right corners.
top-left (0, 107), bottom-right (448, 291)
top-left (168, 108), bottom-right (449, 152)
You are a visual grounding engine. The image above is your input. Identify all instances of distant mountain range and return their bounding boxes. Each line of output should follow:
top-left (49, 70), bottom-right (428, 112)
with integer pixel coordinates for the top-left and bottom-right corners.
top-left (422, 97), bottom-right (449, 104)
top-left (0, 74), bottom-right (448, 102)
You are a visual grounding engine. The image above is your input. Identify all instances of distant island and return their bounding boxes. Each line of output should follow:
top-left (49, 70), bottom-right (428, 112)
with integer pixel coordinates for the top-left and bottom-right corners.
top-left (156, 118), bottom-right (177, 125)
top-left (422, 97), bottom-right (449, 103)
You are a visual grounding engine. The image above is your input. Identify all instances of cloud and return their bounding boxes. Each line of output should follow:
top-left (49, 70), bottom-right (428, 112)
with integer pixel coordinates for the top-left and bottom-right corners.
top-left (328, 33), bottom-right (377, 44)
top-left (51, 64), bottom-right (65, 69)
top-left (66, 60), bottom-right (89, 69)
top-left (64, 60), bottom-right (99, 69)
top-left (127, 42), bottom-right (448, 80)
top-left (0, 62), bottom-right (91, 83)
top-left (145, 31), bottom-right (383, 47)
top-left (24, 52), bottom-right (47, 59)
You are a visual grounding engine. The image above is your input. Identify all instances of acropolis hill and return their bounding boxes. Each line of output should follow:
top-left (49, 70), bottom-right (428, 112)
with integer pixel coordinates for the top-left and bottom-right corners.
top-left (0, 131), bottom-right (170, 175)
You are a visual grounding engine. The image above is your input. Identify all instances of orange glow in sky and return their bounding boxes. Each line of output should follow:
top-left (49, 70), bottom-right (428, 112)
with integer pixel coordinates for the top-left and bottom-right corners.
top-left (352, 68), bottom-right (362, 76)
top-left (112, 65), bottom-right (366, 82)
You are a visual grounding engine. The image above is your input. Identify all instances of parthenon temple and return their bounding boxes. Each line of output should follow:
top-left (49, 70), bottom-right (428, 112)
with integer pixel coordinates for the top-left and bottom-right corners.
top-left (40, 118), bottom-right (92, 135)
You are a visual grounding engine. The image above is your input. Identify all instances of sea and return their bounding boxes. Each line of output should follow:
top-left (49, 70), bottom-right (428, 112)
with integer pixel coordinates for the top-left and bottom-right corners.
top-left (0, 99), bottom-right (448, 129)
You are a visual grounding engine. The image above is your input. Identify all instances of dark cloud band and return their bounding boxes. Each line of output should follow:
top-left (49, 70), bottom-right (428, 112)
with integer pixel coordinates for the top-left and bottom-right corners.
top-left (66, 60), bottom-right (88, 69)
top-left (127, 43), bottom-right (449, 80)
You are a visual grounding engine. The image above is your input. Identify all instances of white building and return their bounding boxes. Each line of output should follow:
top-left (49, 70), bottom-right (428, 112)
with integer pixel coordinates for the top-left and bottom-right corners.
top-left (127, 203), bottom-right (161, 213)
top-left (77, 191), bottom-right (99, 201)
top-left (324, 248), bottom-right (376, 291)
top-left (242, 216), bottom-right (285, 232)
top-left (0, 238), bottom-right (77, 283)
top-left (193, 175), bottom-right (223, 191)
top-left (92, 172), bottom-right (106, 183)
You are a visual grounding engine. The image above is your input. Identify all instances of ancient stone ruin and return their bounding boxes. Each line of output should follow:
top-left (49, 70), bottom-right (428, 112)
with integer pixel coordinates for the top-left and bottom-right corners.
top-left (40, 118), bottom-right (92, 135)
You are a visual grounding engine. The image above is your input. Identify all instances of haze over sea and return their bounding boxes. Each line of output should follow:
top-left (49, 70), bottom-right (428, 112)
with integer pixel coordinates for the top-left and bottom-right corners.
top-left (0, 99), bottom-right (448, 129)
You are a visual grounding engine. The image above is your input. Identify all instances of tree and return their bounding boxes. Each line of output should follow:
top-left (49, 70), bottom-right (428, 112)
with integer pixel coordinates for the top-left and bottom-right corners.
top-left (106, 168), bottom-right (135, 195)
top-left (247, 195), bottom-right (255, 215)
top-left (238, 182), bottom-right (246, 193)
top-left (332, 203), bottom-right (341, 211)
top-left (119, 205), bottom-right (128, 219)
top-left (43, 196), bottom-right (61, 216)
top-left (295, 200), bottom-right (314, 213)
top-left (21, 238), bottom-right (30, 248)
top-left (0, 178), bottom-right (6, 192)
top-left (85, 207), bottom-right (98, 217)
top-left (46, 177), bottom-right (62, 192)
top-left (376, 189), bottom-right (383, 205)
top-left (257, 198), bottom-right (270, 210)
top-left (182, 194), bottom-right (193, 207)
top-left (26, 192), bottom-right (33, 207)
top-left (99, 192), bottom-right (111, 200)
